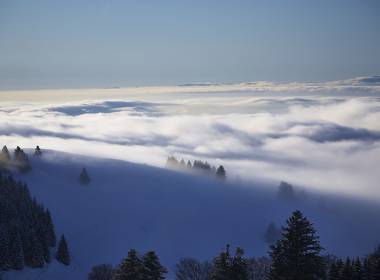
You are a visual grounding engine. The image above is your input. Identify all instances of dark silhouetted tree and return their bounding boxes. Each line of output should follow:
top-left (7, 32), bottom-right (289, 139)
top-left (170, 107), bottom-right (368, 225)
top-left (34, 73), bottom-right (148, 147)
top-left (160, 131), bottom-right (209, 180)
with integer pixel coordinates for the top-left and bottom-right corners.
top-left (230, 247), bottom-right (249, 280)
top-left (56, 235), bottom-right (70, 265)
top-left (142, 251), bottom-right (167, 280)
top-left (211, 245), bottom-right (232, 280)
top-left (14, 146), bottom-right (31, 173)
top-left (268, 210), bottom-right (325, 280)
top-left (114, 249), bottom-right (143, 280)
top-left (264, 222), bottom-right (281, 245)
top-left (88, 264), bottom-right (115, 280)
top-left (34, 146), bottom-right (42, 156)
top-left (216, 166), bottom-right (226, 179)
top-left (80, 168), bottom-right (91, 185)
top-left (277, 181), bottom-right (295, 201)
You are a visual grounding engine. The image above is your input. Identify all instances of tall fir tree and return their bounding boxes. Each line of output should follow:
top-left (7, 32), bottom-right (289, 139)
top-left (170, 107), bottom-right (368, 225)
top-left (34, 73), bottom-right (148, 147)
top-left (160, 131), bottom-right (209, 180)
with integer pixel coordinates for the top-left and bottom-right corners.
top-left (56, 235), bottom-right (70, 265)
top-left (211, 245), bottom-right (232, 280)
top-left (114, 249), bottom-right (144, 280)
top-left (142, 251), bottom-right (167, 280)
top-left (80, 168), bottom-right (91, 185)
top-left (230, 247), bottom-right (249, 280)
top-left (216, 166), bottom-right (226, 179)
top-left (268, 210), bottom-right (325, 280)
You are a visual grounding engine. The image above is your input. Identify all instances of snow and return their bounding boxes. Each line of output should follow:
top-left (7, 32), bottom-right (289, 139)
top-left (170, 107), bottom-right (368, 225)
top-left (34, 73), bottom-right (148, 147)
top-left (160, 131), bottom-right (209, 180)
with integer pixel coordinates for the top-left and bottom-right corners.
top-left (3, 150), bottom-right (380, 279)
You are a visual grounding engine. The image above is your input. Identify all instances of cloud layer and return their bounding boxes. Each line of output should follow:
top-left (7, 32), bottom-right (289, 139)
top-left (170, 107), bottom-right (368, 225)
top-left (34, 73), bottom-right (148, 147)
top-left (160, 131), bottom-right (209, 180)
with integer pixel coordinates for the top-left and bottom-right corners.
top-left (1, 78), bottom-right (380, 200)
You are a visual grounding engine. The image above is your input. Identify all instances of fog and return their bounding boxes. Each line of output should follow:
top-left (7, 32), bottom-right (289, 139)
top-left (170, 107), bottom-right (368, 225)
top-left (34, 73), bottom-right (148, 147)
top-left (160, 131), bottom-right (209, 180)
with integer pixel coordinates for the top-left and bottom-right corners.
top-left (1, 76), bottom-right (380, 201)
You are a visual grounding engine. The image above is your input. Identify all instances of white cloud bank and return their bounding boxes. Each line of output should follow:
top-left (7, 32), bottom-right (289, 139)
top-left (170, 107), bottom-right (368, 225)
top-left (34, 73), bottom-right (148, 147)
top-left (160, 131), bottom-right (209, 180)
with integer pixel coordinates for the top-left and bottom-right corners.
top-left (1, 77), bottom-right (380, 200)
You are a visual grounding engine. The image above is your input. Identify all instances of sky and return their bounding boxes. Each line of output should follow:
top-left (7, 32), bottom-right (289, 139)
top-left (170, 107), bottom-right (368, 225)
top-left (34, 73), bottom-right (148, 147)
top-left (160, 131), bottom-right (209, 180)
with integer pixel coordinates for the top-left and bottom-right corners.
top-left (1, 0), bottom-right (380, 90)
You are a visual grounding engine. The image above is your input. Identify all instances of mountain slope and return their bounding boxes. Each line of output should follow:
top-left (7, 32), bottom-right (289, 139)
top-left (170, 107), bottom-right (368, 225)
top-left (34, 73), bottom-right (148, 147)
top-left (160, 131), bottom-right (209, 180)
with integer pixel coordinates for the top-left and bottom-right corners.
top-left (4, 150), bottom-right (380, 280)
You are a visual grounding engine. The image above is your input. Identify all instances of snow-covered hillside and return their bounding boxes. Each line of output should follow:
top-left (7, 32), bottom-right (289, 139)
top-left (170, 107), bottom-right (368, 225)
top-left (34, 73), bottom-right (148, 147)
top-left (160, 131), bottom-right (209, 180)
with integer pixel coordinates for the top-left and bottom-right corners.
top-left (4, 150), bottom-right (380, 280)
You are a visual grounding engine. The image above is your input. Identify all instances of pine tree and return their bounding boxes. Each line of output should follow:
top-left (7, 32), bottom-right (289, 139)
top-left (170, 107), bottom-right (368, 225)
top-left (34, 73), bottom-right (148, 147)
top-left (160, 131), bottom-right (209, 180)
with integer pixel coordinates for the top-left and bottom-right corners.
top-left (56, 235), bottom-right (70, 265)
top-left (342, 258), bottom-right (353, 280)
top-left (367, 245), bottom-right (380, 280)
top-left (142, 251), bottom-right (167, 280)
top-left (211, 245), bottom-right (232, 280)
top-left (45, 209), bottom-right (56, 247)
top-left (268, 210), bottom-right (325, 280)
top-left (352, 258), bottom-right (363, 280)
top-left (328, 260), bottom-right (341, 280)
top-left (0, 146), bottom-right (11, 170)
top-left (80, 168), bottom-right (91, 185)
top-left (28, 232), bottom-right (44, 268)
top-left (0, 226), bottom-right (10, 271)
top-left (34, 146), bottom-right (42, 156)
top-left (264, 222), bottom-right (281, 244)
top-left (9, 228), bottom-right (24, 270)
top-left (114, 249), bottom-right (143, 280)
top-left (230, 247), bottom-right (249, 280)
top-left (216, 166), bottom-right (226, 179)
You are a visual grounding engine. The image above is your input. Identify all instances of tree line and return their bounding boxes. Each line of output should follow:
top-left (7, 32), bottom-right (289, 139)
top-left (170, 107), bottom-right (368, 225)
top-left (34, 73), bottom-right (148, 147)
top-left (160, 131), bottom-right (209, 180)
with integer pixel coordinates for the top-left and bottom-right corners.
top-left (166, 156), bottom-right (226, 179)
top-left (87, 210), bottom-right (380, 280)
top-left (0, 145), bottom-right (43, 173)
top-left (0, 171), bottom-right (70, 276)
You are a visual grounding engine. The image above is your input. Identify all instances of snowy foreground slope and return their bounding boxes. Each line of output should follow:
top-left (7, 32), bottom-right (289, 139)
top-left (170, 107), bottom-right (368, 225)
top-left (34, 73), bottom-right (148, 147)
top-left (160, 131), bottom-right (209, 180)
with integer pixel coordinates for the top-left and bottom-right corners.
top-left (5, 150), bottom-right (380, 280)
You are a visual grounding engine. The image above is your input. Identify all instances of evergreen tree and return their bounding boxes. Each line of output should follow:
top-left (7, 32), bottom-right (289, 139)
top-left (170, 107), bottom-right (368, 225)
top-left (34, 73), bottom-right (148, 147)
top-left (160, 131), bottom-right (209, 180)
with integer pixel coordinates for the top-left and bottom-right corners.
top-left (88, 264), bottom-right (115, 280)
top-left (0, 226), bottom-right (10, 271)
top-left (34, 146), bottom-right (42, 156)
top-left (268, 210), bottom-right (325, 280)
top-left (211, 245), bottom-right (232, 280)
top-left (328, 260), bottom-right (341, 280)
top-left (142, 251), bottom-right (168, 280)
top-left (367, 245), bottom-right (380, 280)
top-left (14, 146), bottom-right (31, 173)
top-left (9, 228), bottom-right (24, 270)
top-left (114, 249), bottom-right (144, 280)
top-left (80, 168), bottom-right (91, 185)
top-left (0, 146), bottom-right (11, 170)
top-left (186, 160), bottom-right (192, 168)
top-left (216, 166), bottom-right (226, 179)
top-left (45, 209), bottom-right (56, 247)
top-left (341, 258), bottom-right (353, 280)
top-left (26, 231), bottom-right (44, 268)
top-left (352, 258), bottom-right (363, 280)
top-left (230, 247), bottom-right (249, 280)
top-left (56, 235), bottom-right (70, 265)
top-left (264, 222), bottom-right (281, 245)
top-left (277, 181), bottom-right (295, 201)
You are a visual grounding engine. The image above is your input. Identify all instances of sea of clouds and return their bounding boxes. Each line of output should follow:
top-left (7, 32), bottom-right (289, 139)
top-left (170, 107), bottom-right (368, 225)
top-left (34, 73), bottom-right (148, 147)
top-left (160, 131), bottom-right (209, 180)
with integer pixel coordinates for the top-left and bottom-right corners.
top-left (1, 76), bottom-right (380, 200)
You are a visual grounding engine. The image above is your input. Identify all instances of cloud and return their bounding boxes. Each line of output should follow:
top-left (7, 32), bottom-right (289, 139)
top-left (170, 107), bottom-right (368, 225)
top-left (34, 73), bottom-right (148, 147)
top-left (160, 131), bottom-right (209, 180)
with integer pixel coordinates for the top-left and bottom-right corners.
top-left (0, 83), bottom-right (380, 201)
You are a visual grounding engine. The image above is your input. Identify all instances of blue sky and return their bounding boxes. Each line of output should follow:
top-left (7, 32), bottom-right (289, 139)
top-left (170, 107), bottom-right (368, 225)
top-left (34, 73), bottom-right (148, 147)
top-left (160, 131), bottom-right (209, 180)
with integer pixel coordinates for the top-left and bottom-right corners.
top-left (0, 0), bottom-right (379, 89)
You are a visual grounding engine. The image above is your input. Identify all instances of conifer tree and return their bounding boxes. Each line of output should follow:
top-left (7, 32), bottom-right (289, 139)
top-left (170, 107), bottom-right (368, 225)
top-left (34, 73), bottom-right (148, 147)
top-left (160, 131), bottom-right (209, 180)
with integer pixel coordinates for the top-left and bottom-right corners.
top-left (328, 261), bottom-right (341, 280)
top-left (142, 251), bottom-right (168, 280)
top-left (268, 210), bottom-right (325, 280)
top-left (211, 245), bottom-right (232, 280)
top-left (56, 235), bottom-right (70, 265)
top-left (0, 226), bottom-right (10, 271)
top-left (341, 258), bottom-right (353, 280)
top-left (352, 258), bottom-right (362, 280)
top-left (0, 146), bottom-right (11, 170)
top-left (216, 166), bottom-right (226, 179)
top-left (80, 167), bottom-right (91, 185)
top-left (114, 249), bottom-right (143, 280)
top-left (230, 247), bottom-right (249, 280)
top-left (367, 245), bottom-right (380, 280)
top-left (34, 146), bottom-right (42, 156)
top-left (45, 209), bottom-right (56, 247)
top-left (9, 228), bottom-right (24, 270)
